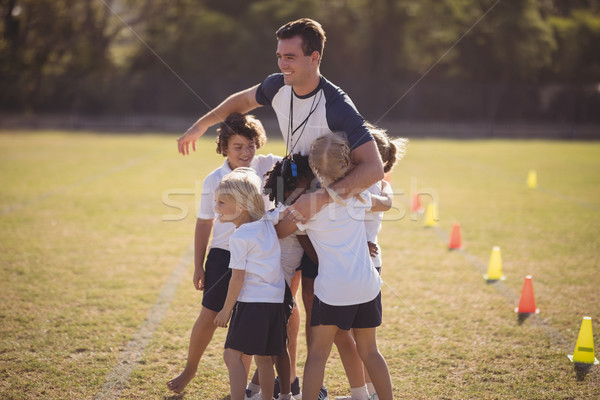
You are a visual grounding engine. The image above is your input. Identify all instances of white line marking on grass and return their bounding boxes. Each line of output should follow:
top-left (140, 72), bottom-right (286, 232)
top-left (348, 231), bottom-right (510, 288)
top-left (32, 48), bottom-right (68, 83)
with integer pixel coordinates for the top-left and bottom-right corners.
top-left (1, 150), bottom-right (165, 215)
top-left (430, 225), bottom-right (572, 351)
top-left (94, 245), bottom-right (193, 400)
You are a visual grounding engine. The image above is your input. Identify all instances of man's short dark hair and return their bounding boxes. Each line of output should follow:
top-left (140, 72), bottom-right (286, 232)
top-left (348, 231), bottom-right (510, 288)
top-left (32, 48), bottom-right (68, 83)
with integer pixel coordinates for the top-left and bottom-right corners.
top-left (276, 18), bottom-right (326, 60)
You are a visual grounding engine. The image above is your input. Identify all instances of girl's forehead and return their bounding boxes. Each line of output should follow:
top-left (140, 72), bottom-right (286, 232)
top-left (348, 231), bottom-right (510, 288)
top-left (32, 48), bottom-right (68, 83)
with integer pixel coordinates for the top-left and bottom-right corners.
top-left (216, 191), bottom-right (231, 201)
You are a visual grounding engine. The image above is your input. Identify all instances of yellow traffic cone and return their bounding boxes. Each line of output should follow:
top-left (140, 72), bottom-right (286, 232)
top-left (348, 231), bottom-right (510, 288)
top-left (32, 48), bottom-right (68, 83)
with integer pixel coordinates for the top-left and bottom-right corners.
top-left (484, 246), bottom-right (505, 281)
top-left (424, 203), bottom-right (437, 227)
top-left (568, 317), bottom-right (599, 365)
top-left (527, 170), bottom-right (537, 189)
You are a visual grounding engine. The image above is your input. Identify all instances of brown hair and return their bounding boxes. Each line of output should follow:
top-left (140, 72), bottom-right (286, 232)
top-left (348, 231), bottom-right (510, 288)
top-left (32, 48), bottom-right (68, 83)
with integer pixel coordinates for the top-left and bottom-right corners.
top-left (276, 18), bottom-right (326, 61)
top-left (216, 113), bottom-right (267, 156)
top-left (367, 122), bottom-right (408, 173)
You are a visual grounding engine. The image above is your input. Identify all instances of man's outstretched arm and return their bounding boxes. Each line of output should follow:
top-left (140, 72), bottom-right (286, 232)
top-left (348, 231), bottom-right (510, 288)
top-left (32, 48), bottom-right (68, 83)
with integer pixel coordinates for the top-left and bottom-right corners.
top-left (177, 85), bottom-right (261, 155)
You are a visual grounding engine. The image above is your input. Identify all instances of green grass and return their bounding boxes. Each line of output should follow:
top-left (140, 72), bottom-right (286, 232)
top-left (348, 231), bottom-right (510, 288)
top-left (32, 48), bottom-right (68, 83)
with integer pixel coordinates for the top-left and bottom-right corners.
top-left (1, 131), bottom-right (599, 399)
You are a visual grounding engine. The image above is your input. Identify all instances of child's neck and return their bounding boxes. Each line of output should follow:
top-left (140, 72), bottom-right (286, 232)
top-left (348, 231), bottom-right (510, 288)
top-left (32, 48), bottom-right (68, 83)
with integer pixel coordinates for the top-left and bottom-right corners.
top-left (232, 211), bottom-right (255, 228)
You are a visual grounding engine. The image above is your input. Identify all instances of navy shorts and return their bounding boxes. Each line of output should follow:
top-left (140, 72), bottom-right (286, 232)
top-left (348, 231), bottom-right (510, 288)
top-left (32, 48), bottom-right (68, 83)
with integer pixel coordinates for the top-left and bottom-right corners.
top-left (300, 252), bottom-right (319, 279)
top-left (310, 292), bottom-right (382, 331)
top-left (225, 302), bottom-right (287, 356)
top-left (201, 248), bottom-right (231, 312)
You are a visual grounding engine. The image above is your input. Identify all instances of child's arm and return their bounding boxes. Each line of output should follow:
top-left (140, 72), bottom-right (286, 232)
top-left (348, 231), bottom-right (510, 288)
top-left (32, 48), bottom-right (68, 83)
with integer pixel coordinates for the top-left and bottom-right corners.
top-left (369, 180), bottom-right (393, 212)
top-left (275, 215), bottom-right (299, 239)
top-left (297, 234), bottom-right (319, 265)
top-left (214, 269), bottom-right (245, 328)
top-left (194, 218), bottom-right (214, 291)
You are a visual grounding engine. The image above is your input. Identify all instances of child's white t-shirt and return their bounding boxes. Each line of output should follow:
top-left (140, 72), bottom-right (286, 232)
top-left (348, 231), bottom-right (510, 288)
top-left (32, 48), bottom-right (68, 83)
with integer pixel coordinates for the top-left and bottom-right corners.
top-left (296, 193), bottom-right (382, 306)
top-left (228, 218), bottom-right (285, 303)
top-left (267, 207), bottom-right (304, 286)
top-left (197, 154), bottom-right (281, 250)
top-left (364, 181), bottom-right (385, 269)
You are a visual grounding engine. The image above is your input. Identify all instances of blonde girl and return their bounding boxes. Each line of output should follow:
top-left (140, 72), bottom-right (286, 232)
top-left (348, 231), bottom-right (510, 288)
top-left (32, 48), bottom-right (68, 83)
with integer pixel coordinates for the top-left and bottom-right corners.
top-left (276, 133), bottom-right (394, 400)
top-left (214, 168), bottom-right (287, 400)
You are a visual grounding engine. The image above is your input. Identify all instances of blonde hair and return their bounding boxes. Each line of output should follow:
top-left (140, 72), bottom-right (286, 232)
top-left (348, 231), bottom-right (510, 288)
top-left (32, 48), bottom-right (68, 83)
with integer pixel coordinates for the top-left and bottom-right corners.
top-left (216, 167), bottom-right (265, 221)
top-left (367, 122), bottom-right (408, 173)
top-left (308, 133), bottom-right (359, 205)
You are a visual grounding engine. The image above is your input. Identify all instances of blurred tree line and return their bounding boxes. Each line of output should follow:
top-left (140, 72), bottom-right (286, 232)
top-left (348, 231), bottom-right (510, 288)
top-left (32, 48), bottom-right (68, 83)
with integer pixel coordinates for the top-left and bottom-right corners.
top-left (1, 0), bottom-right (599, 123)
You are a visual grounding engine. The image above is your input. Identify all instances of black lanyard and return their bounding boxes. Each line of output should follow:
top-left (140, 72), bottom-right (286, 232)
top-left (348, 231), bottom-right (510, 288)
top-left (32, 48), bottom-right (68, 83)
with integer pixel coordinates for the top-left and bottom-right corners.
top-left (286, 86), bottom-right (322, 159)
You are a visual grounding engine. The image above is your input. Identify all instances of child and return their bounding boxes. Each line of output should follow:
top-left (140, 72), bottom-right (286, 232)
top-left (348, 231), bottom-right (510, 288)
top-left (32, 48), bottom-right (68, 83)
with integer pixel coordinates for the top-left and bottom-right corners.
top-left (266, 156), bottom-right (372, 400)
top-left (276, 133), bottom-right (394, 400)
top-left (337, 125), bottom-right (408, 400)
top-left (365, 123), bottom-right (408, 275)
top-left (167, 113), bottom-right (280, 394)
top-left (243, 154), bottom-right (316, 400)
top-left (214, 168), bottom-right (287, 400)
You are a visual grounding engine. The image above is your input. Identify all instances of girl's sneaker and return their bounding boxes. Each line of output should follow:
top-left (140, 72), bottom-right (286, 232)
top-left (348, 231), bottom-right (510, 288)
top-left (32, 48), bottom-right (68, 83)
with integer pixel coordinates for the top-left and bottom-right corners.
top-left (318, 386), bottom-right (329, 400)
top-left (245, 389), bottom-right (262, 400)
top-left (291, 376), bottom-right (302, 399)
top-left (274, 376), bottom-right (302, 399)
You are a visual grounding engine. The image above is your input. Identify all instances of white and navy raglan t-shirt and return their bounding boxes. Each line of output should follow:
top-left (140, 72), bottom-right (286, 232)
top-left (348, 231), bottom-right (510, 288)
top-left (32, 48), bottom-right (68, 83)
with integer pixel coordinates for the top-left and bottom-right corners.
top-left (255, 73), bottom-right (374, 155)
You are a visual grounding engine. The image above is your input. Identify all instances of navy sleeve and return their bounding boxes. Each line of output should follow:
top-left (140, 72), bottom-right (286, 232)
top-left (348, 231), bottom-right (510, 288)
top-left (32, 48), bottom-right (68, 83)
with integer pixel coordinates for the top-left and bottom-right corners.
top-left (255, 73), bottom-right (285, 106)
top-left (322, 79), bottom-right (373, 150)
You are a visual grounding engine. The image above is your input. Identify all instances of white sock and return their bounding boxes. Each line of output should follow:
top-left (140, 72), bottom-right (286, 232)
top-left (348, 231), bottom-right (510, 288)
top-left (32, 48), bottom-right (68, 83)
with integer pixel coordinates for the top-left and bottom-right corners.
top-left (366, 382), bottom-right (376, 396)
top-left (278, 393), bottom-right (292, 400)
top-left (350, 384), bottom-right (370, 400)
top-left (247, 381), bottom-right (261, 395)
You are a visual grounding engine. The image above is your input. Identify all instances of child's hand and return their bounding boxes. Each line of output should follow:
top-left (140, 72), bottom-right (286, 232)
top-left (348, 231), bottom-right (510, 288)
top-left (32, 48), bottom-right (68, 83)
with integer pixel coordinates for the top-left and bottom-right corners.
top-left (368, 241), bottom-right (379, 257)
top-left (193, 268), bottom-right (205, 291)
top-left (214, 309), bottom-right (232, 328)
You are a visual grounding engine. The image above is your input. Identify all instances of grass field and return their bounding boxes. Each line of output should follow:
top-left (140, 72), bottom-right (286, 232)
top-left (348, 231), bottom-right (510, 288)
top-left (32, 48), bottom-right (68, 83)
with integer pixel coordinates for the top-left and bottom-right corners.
top-left (1, 131), bottom-right (599, 400)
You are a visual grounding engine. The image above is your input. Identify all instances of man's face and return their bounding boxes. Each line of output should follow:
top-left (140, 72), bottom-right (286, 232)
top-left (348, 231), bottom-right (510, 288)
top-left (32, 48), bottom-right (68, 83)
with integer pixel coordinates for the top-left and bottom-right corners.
top-left (276, 36), bottom-right (318, 89)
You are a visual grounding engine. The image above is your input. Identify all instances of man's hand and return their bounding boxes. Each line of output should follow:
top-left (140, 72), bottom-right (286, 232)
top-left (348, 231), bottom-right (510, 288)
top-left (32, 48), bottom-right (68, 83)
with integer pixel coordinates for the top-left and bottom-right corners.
top-left (177, 125), bottom-right (206, 155)
top-left (176, 85), bottom-right (261, 155)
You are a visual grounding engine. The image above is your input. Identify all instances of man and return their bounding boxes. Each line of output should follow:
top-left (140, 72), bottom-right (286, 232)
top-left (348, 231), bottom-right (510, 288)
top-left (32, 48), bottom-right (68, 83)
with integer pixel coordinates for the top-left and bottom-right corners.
top-left (177, 18), bottom-right (384, 222)
top-left (177, 18), bottom-right (388, 400)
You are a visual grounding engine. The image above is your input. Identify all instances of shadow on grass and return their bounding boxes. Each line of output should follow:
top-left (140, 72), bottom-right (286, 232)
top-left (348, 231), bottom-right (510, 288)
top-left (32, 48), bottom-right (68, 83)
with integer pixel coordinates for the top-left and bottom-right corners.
top-left (163, 394), bottom-right (230, 400)
top-left (574, 363), bottom-right (594, 381)
top-left (517, 313), bottom-right (531, 325)
top-left (164, 393), bottom-right (185, 400)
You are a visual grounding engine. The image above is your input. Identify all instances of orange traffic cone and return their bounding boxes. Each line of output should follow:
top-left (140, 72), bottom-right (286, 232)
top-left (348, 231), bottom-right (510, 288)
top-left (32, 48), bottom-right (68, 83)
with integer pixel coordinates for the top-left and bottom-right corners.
top-left (448, 223), bottom-right (462, 250)
top-left (515, 275), bottom-right (539, 314)
top-left (411, 193), bottom-right (423, 214)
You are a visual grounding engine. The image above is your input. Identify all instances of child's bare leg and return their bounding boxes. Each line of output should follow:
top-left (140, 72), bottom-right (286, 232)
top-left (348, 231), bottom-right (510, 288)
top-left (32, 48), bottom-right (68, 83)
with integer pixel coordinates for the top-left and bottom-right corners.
top-left (364, 364), bottom-right (374, 394)
top-left (302, 324), bottom-right (337, 399)
top-left (288, 270), bottom-right (301, 379)
top-left (301, 276), bottom-right (315, 347)
top-left (275, 348), bottom-right (291, 396)
top-left (255, 355), bottom-right (276, 400)
top-left (167, 307), bottom-right (218, 393)
top-left (242, 354), bottom-right (253, 377)
top-left (353, 328), bottom-right (393, 400)
top-left (334, 329), bottom-right (366, 389)
top-left (223, 348), bottom-right (248, 400)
